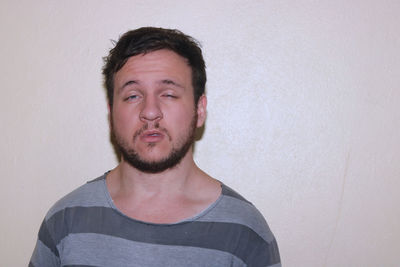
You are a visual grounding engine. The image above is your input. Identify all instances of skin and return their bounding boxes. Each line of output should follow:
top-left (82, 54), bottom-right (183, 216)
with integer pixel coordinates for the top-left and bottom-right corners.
top-left (106, 49), bottom-right (221, 224)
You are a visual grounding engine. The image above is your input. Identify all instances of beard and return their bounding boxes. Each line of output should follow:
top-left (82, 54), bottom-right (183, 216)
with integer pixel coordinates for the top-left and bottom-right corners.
top-left (111, 113), bottom-right (198, 173)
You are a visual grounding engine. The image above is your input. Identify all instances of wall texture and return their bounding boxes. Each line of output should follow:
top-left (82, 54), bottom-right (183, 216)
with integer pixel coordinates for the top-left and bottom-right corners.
top-left (1, 1), bottom-right (399, 266)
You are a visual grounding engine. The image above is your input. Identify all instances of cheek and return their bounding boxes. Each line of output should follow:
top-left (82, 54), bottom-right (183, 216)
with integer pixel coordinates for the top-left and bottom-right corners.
top-left (111, 109), bottom-right (137, 133)
top-left (172, 108), bottom-right (196, 130)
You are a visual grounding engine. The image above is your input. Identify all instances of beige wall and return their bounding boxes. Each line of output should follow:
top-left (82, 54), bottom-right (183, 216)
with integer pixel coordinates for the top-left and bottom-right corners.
top-left (1, 1), bottom-right (399, 266)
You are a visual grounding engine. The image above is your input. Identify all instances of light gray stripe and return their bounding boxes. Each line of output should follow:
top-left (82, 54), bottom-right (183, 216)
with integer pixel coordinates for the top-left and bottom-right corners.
top-left (199, 195), bottom-right (275, 243)
top-left (30, 239), bottom-right (60, 267)
top-left (59, 233), bottom-right (246, 267)
top-left (46, 177), bottom-right (109, 219)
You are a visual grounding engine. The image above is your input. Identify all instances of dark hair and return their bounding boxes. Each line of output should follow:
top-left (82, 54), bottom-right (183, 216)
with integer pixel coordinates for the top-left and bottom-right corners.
top-left (102, 27), bottom-right (206, 107)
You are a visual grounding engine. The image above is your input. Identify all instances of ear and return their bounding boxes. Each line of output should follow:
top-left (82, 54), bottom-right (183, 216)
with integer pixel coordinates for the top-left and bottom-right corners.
top-left (196, 94), bottom-right (207, 128)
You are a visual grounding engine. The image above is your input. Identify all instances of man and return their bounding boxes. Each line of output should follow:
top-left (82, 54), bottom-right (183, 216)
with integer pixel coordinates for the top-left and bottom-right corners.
top-left (30, 27), bottom-right (280, 267)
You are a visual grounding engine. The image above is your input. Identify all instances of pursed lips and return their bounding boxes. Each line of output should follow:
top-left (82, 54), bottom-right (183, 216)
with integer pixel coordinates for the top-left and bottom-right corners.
top-left (140, 130), bottom-right (165, 143)
top-left (133, 123), bottom-right (172, 143)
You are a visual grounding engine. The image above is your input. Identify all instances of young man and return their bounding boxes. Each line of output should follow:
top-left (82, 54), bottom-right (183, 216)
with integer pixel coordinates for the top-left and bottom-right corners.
top-left (30, 27), bottom-right (280, 267)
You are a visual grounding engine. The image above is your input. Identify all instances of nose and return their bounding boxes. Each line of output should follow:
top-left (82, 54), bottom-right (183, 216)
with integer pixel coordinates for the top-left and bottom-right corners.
top-left (139, 95), bottom-right (163, 122)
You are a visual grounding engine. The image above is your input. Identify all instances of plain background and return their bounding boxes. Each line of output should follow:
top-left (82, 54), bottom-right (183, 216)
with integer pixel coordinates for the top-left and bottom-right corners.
top-left (1, 1), bottom-right (399, 266)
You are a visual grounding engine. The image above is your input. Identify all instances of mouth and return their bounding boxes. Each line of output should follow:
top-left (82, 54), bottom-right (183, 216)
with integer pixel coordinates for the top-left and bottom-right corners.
top-left (140, 130), bottom-right (164, 143)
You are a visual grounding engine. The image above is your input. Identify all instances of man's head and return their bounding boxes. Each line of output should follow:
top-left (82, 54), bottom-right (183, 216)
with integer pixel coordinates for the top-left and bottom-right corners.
top-left (103, 27), bottom-right (206, 108)
top-left (103, 28), bottom-right (207, 173)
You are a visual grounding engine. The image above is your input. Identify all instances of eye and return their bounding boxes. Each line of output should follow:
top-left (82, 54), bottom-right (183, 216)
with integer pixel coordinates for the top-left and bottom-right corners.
top-left (124, 94), bottom-right (140, 101)
top-left (162, 93), bottom-right (177, 99)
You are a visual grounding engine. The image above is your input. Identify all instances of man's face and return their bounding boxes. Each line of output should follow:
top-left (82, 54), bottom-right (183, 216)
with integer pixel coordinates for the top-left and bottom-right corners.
top-left (110, 49), bottom-right (206, 173)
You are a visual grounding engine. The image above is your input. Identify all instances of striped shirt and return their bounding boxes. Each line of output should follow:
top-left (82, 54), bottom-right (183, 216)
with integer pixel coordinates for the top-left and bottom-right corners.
top-left (30, 174), bottom-right (280, 267)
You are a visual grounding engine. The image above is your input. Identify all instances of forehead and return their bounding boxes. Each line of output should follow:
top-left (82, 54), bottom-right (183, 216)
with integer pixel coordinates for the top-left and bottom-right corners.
top-left (114, 49), bottom-right (192, 86)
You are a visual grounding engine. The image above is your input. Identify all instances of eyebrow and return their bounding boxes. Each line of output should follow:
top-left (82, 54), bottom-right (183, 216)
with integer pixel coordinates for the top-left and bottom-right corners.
top-left (118, 79), bottom-right (185, 93)
top-left (118, 80), bottom-right (139, 93)
top-left (158, 79), bottom-right (185, 89)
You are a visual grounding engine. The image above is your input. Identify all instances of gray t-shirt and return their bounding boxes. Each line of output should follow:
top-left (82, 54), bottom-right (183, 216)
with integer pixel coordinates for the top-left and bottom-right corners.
top-left (30, 173), bottom-right (280, 267)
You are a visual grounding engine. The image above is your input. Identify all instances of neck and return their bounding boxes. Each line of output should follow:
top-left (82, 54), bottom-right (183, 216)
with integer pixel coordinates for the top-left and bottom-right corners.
top-left (105, 149), bottom-right (221, 224)
top-left (108, 149), bottom-right (199, 197)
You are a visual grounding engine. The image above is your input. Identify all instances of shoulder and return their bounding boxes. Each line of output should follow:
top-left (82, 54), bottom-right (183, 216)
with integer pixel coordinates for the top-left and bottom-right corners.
top-left (31, 174), bottom-right (113, 266)
top-left (198, 183), bottom-right (281, 266)
top-left (202, 183), bottom-right (275, 243)
top-left (45, 173), bottom-right (110, 220)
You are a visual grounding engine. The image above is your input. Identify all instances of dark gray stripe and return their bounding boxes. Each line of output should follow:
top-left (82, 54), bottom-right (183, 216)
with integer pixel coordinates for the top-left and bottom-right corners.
top-left (221, 184), bottom-right (251, 203)
top-left (43, 206), bottom-right (279, 266)
top-left (38, 219), bottom-right (59, 257)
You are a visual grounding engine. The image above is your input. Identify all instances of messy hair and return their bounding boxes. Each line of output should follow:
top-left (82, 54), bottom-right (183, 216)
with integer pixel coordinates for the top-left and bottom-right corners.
top-left (102, 27), bottom-right (206, 107)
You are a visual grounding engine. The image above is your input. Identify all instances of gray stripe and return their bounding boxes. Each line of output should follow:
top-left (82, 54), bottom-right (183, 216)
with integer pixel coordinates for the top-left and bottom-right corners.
top-left (30, 239), bottom-right (60, 267)
top-left (44, 206), bottom-right (279, 266)
top-left (59, 233), bottom-right (246, 267)
top-left (199, 195), bottom-right (275, 242)
top-left (221, 183), bottom-right (250, 203)
top-left (38, 219), bottom-right (59, 257)
top-left (46, 178), bottom-right (109, 219)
